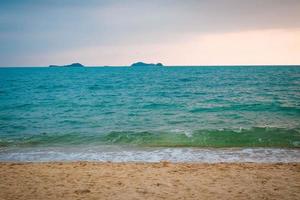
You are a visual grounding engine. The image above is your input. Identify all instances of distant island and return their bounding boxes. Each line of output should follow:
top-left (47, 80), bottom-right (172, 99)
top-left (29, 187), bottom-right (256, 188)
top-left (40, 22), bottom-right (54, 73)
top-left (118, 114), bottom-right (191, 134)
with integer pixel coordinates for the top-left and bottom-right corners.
top-left (49, 63), bottom-right (84, 68)
top-left (130, 62), bottom-right (163, 67)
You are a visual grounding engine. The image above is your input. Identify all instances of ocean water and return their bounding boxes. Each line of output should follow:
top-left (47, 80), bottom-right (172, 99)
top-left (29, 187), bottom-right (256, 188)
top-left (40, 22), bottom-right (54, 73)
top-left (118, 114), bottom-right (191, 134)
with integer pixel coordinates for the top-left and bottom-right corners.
top-left (0, 66), bottom-right (300, 162)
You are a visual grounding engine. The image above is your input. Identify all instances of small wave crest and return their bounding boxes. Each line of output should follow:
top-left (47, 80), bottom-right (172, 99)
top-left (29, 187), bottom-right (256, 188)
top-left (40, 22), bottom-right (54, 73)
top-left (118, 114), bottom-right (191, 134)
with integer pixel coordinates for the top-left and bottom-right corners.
top-left (0, 127), bottom-right (299, 148)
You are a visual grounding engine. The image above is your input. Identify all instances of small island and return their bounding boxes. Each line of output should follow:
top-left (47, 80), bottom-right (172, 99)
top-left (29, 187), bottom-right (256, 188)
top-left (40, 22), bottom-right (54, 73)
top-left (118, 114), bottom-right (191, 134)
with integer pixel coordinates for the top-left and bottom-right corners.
top-left (130, 62), bottom-right (163, 67)
top-left (49, 63), bottom-right (84, 68)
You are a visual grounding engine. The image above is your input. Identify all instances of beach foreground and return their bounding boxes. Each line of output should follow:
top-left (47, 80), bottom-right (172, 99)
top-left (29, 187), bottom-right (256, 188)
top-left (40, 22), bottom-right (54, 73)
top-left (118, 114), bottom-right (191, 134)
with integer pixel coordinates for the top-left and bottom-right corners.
top-left (0, 162), bottom-right (299, 200)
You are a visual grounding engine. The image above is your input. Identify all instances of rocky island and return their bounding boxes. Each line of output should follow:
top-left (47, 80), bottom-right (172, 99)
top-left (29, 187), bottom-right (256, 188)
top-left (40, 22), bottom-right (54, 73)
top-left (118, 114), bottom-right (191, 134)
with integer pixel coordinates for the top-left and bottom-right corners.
top-left (130, 62), bottom-right (163, 67)
top-left (49, 63), bottom-right (84, 68)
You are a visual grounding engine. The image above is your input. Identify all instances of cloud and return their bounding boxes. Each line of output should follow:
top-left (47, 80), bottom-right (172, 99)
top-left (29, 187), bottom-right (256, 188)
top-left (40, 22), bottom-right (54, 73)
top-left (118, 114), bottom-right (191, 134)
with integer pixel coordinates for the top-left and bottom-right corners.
top-left (12, 28), bottom-right (300, 66)
top-left (0, 0), bottom-right (300, 65)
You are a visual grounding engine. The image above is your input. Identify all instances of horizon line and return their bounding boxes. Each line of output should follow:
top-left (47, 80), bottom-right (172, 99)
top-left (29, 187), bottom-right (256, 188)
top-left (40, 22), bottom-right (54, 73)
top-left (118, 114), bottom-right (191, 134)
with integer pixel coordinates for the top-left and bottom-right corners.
top-left (1, 64), bottom-right (300, 68)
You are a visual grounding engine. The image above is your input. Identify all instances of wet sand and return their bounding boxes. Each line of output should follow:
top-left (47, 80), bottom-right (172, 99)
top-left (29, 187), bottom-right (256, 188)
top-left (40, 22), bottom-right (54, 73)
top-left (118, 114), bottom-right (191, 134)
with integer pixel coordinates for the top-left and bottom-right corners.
top-left (0, 162), bottom-right (299, 200)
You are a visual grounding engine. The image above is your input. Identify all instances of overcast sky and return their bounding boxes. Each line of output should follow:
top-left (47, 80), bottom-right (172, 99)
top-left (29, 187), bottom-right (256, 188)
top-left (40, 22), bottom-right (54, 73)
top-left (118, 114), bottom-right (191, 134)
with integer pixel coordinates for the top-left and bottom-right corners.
top-left (1, 0), bottom-right (300, 66)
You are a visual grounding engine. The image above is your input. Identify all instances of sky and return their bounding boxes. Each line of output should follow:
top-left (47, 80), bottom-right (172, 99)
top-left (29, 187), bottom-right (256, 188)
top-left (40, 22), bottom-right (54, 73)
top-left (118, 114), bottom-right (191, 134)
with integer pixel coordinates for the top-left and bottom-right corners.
top-left (0, 0), bottom-right (300, 66)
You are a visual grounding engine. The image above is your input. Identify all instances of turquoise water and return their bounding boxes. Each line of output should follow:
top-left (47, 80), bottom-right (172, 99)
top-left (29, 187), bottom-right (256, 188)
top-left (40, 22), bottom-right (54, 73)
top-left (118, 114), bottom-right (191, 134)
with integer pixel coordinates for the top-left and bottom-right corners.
top-left (0, 66), bottom-right (300, 151)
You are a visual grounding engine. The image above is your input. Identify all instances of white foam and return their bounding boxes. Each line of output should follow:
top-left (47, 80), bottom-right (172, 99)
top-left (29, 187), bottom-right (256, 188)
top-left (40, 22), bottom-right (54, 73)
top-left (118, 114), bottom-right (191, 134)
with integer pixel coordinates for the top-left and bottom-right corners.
top-left (170, 129), bottom-right (193, 137)
top-left (0, 146), bottom-right (299, 163)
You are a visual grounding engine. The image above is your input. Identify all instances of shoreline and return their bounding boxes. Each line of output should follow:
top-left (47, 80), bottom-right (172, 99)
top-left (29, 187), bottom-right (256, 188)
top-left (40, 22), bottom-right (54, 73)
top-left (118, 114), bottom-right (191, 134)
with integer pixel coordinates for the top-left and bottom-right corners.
top-left (1, 147), bottom-right (299, 163)
top-left (1, 162), bottom-right (299, 200)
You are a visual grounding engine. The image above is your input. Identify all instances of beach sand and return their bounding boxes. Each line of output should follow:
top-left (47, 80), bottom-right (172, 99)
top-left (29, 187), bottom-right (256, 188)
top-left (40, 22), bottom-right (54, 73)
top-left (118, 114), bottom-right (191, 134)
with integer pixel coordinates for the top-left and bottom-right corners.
top-left (0, 162), bottom-right (299, 200)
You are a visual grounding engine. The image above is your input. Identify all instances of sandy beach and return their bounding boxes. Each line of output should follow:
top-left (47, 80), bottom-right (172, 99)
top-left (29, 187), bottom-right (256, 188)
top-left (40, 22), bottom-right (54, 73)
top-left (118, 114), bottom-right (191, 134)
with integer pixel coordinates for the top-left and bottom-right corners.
top-left (0, 162), bottom-right (299, 200)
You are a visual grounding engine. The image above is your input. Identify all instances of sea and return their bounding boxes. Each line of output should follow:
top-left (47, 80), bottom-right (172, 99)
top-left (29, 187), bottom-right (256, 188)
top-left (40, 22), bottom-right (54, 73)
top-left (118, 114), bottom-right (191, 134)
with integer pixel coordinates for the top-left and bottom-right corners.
top-left (0, 66), bottom-right (299, 162)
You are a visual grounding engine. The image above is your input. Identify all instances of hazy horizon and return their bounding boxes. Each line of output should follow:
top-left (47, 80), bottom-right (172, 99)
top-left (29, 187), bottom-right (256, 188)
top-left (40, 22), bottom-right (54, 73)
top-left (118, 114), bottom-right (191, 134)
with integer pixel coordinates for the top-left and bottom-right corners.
top-left (2, 64), bottom-right (300, 68)
top-left (1, 0), bottom-right (300, 66)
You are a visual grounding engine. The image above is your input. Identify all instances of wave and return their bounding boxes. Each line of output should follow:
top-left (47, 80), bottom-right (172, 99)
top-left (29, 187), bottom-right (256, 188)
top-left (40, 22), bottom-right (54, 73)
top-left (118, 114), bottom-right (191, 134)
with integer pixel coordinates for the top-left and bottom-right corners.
top-left (1, 147), bottom-right (300, 163)
top-left (0, 127), bottom-right (299, 148)
top-left (189, 104), bottom-right (300, 113)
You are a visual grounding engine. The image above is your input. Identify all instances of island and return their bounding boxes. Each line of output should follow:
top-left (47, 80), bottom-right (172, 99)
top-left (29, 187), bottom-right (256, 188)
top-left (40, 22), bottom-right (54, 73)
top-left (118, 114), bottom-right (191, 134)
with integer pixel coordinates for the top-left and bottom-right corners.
top-left (49, 63), bottom-right (84, 68)
top-left (130, 62), bottom-right (163, 67)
